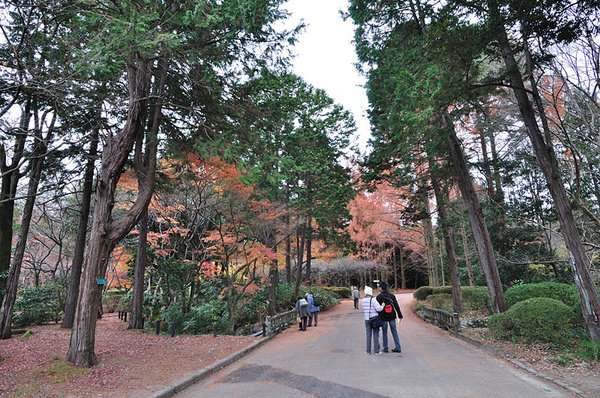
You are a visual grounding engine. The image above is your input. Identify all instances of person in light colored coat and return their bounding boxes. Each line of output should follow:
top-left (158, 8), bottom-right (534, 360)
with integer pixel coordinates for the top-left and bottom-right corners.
top-left (361, 286), bottom-right (384, 355)
top-left (296, 297), bottom-right (310, 331)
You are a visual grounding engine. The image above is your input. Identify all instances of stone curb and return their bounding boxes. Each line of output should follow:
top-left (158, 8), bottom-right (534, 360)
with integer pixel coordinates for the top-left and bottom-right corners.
top-left (452, 332), bottom-right (585, 397)
top-left (150, 334), bottom-right (275, 398)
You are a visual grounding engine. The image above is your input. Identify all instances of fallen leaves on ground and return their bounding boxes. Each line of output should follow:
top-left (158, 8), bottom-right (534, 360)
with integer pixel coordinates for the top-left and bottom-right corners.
top-left (0, 313), bottom-right (258, 397)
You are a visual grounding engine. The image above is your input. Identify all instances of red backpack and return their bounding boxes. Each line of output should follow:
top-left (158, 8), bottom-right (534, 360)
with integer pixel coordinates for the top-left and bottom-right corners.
top-left (383, 300), bottom-right (393, 314)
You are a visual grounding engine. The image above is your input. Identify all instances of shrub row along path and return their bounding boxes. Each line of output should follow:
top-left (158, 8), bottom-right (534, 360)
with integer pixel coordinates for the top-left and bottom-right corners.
top-left (174, 293), bottom-right (571, 398)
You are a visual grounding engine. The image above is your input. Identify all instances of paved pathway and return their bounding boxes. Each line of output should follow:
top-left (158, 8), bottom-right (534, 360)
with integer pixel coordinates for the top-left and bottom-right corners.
top-left (175, 293), bottom-right (572, 398)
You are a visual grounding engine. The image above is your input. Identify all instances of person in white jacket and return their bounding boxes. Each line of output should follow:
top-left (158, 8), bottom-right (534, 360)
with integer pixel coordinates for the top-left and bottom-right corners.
top-left (361, 286), bottom-right (384, 355)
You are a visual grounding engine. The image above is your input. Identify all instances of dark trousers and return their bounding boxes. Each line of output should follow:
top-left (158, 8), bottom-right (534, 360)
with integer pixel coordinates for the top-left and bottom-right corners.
top-left (353, 297), bottom-right (359, 309)
top-left (299, 316), bottom-right (307, 331)
top-left (308, 312), bottom-right (318, 326)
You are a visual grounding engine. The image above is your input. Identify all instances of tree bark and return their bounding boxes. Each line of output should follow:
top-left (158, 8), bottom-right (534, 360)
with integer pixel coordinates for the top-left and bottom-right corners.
top-left (461, 225), bottom-right (475, 287)
top-left (488, 0), bottom-right (600, 339)
top-left (305, 215), bottom-right (313, 284)
top-left (446, 126), bottom-right (506, 312)
top-left (63, 124), bottom-right (99, 329)
top-left (0, 111), bottom-right (54, 338)
top-left (0, 100), bottom-right (31, 300)
top-left (67, 53), bottom-right (158, 367)
top-left (429, 158), bottom-right (463, 313)
top-left (129, 209), bottom-right (148, 329)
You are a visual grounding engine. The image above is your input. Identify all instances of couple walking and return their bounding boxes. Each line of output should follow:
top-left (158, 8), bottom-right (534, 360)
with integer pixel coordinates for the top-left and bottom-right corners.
top-left (362, 282), bottom-right (403, 355)
top-left (296, 293), bottom-right (320, 331)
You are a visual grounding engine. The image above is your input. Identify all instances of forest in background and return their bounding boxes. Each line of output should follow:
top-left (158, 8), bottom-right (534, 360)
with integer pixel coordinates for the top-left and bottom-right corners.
top-left (0, 0), bottom-right (599, 367)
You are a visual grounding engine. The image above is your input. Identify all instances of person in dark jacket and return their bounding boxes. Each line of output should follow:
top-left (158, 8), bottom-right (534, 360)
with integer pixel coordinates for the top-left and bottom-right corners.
top-left (376, 282), bottom-right (403, 353)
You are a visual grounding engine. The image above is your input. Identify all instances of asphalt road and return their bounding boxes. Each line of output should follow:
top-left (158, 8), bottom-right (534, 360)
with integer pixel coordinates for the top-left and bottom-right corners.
top-left (174, 293), bottom-right (571, 398)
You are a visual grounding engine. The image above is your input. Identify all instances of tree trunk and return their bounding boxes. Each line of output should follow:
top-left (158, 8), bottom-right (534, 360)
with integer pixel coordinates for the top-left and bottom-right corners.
top-left (446, 127), bottom-right (506, 312)
top-left (419, 185), bottom-right (439, 287)
top-left (67, 53), bottom-right (159, 366)
top-left (293, 227), bottom-right (305, 300)
top-left (430, 159), bottom-right (463, 312)
top-left (393, 248), bottom-right (398, 289)
top-left (129, 209), bottom-right (148, 329)
top-left (305, 215), bottom-right (313, 284)
top-left (0, 112), bottom-right (54, 338)
top-left (399, 246), bottom-right (406, 290)
top-left (461, 225), bottom-right (475, 287)
top-left (63, 124), bottom-right (99, 329)
top-left (0, 101), bottom-right (31, 300)
top-left (478, 127), bottom-right (495, 198)
top-left (285, 223), bottom-right (291, 283)
top-left (488, 0), bottom-right (600, 338)
top-left (267, 229), bottom-right (278, 316)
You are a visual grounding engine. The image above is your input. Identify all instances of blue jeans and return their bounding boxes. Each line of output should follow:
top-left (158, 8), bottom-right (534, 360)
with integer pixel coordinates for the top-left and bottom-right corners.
top-left (381, 319), bottom-right (401, 351)
top-left (364, 320), bottom-right (380, 353)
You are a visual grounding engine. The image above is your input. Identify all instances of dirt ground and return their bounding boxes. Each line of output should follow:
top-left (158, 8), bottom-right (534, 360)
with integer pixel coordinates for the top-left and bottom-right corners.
top-left (1, 301), bottom-right (599, 397)
top-left (0, 313), bottom-right (258, 397)
top-left (461, 328), bottom-right (600, 396)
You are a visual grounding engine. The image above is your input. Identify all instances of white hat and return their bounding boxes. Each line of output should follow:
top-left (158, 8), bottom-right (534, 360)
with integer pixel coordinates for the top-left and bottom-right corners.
top-left (364, 286), bottom-right (373, 296)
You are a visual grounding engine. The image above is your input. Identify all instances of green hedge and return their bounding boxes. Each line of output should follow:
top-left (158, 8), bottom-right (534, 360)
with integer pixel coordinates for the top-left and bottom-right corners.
top-left (413, 286), bottom-right (433, 300)
top-left (414, 286), bottom-right (490, 312)
top-left (427, 293), bottom-right (453, 311)
top-left (504, 282), bottom-right (579, 308)
top-left (461, 286), bottom-right (490, 311)
top-left (488, 297), bottom-right (574, 344)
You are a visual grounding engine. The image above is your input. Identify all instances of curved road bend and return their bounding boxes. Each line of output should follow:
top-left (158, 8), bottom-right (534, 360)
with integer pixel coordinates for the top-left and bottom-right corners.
top-left (175, 293), bottom-right (572, 398)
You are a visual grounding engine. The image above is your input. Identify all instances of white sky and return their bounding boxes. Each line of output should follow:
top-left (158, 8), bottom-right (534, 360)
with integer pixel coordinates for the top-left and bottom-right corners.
top-left (284, 0), bottom-right (371, 153)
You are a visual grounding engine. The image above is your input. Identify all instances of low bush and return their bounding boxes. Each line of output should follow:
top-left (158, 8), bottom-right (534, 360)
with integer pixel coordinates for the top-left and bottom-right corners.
top-left (431, 286), bottom-right (453, 295)
top-left (426, 293), bottom-right (453, 311)
top-left (413, 286), bottom-right (433, 300)
top-left (504, 282), bottom-right (579, 308)
top-left (323, 286), bottom-right (351, 298)
top-left (488, 297), bottom-right (573, 344)
top-left (181, 300), bottom-right (228, 334)
top-left (574, 339), bottom-right (600, 362)
top-left (461, 286), bottom-right (490, 311)
top-left (13, 284), bottom-right (64, 327)
top-left (302, 286), bottom-right (339, 311)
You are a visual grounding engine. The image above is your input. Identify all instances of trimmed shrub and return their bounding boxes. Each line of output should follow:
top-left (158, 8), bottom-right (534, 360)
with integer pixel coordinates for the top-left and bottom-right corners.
top-left (504, 282), bottom-right (579, 308)
top-left (413, 286), bottom-right (433, 300)
top-left (431, 286), bottom-right (453, 295)
top-left (488, 297), bottom-right (573, 344)
top-left (426, 293), bottom-right (453, 311)
top-left (461, 286), bottom-right (490, 311)
top-left (323, 286), bottom-right (351, 298)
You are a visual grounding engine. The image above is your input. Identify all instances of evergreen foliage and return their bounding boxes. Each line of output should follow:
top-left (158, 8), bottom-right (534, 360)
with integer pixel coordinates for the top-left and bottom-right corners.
top-left (504, 282), bottom-right (579, 308)
top-left (488, 297), bottom-right (574, 344)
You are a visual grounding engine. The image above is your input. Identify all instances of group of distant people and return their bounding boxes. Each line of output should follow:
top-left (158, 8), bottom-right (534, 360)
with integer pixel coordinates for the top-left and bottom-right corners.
top-left (294, 283), bottom-right (403, 356)
top-left (295, 293), bottom-right (320, 331)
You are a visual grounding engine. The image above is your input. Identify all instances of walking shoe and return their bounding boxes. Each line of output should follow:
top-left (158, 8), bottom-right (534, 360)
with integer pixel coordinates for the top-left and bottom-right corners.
top-left (374, 351), bottom-right (382, 356)
top-left (392, 348), bottom-right (401, 353)
top-left (383, 348), bottom-right (389, 353)
top-left (366, 351), bottom-right (371, 355)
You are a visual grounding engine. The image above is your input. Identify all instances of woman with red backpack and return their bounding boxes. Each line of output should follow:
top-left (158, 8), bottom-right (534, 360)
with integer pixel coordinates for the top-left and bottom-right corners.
top-left (376, 282), bottom-right (403, 353)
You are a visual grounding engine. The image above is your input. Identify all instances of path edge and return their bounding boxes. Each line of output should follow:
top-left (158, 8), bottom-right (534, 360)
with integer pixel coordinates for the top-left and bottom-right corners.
top-left (452, 332), bottom-right (586, 397)
top-left (150, 334), bottom-right (275, 398)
